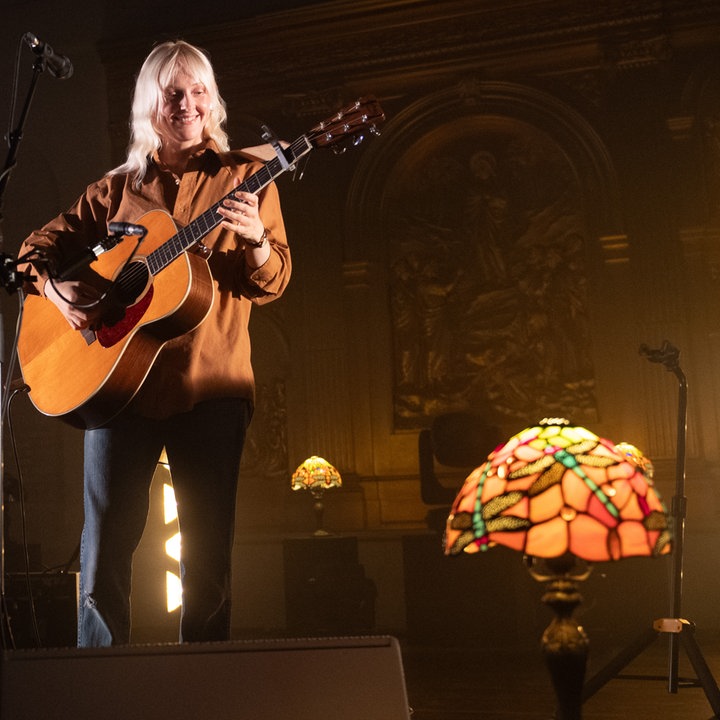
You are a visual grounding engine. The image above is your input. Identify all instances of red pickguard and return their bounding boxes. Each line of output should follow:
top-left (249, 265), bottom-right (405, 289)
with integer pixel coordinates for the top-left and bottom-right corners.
top-left (96, 286), bottom-right (154, 348)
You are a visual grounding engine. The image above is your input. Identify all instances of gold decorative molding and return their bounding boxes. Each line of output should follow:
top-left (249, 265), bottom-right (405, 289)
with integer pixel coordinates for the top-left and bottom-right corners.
top-left (599, 234), bottom-right (631, 265)
top-left (99, 0), bottom-right (720, 159)
top-left (343, 260), bottom-right (374, 290)
top-left (603, 34), bottom-right (673, 69)
top-left (666, 115), bottom-right (696, 141)
top-left (679, 226), bottom-right (720, 283)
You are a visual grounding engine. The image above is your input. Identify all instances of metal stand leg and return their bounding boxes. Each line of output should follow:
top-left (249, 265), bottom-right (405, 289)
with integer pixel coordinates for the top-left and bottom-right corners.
top-left (582, 342), bottom-right (720, 720)
top-left (583, 620), bottom-right (720, 718)
top-left (679, 622), bottom-right (720, 716)
top-left (582, 626), bottom-right (658, 700)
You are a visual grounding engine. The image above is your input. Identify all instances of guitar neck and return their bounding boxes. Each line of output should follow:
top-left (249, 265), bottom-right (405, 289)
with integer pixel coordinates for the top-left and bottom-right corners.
top-left (146, 134), bottom-right (313, 274)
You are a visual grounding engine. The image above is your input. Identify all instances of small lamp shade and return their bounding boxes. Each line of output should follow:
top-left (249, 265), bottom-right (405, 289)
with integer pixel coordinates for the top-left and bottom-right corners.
top-left (291, 456), bottom-right (342, 535)
top-left (291, 456), bottom-right (342, 493)
top-left (444, 418), bottom-right (672, 562)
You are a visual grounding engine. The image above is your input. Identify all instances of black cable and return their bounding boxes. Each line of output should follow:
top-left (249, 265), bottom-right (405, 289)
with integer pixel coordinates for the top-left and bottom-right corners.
top-left (4, 382), bottom-right (42, 648)
top-left (5, 34), bottom-right (24, 149)
top-left (0, 591), bottom-right (16, 649)
top-left (44, 233), bottom-right (147, 310)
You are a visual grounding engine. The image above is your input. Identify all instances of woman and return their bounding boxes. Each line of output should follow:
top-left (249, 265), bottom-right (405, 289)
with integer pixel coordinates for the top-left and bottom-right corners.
top-left (20, 40), bottom-right (291, 646)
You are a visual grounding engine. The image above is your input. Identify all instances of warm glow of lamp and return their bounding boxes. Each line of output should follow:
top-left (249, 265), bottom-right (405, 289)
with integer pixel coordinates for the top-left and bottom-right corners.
top-left (291, 455), bottom-right (342, 535)
top-left (444, 418), bottom-right (672, 719)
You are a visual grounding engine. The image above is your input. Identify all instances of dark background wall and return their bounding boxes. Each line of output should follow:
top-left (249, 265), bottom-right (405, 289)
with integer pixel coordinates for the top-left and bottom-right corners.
top-left (2, 0), bottom-right (720, 646)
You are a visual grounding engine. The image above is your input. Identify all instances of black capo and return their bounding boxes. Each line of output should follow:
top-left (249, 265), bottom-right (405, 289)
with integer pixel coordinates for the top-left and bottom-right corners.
top-left (261, 124), bottom-right (293, 171)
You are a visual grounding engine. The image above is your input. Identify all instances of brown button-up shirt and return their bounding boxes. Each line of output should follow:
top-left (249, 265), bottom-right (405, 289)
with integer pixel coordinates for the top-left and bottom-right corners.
top-left (20, 141), bottom-right (291, 419)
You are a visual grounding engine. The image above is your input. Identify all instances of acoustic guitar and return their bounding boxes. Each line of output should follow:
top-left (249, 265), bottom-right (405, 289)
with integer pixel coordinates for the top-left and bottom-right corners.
top-left (16, 97), bottom-right (385, 429)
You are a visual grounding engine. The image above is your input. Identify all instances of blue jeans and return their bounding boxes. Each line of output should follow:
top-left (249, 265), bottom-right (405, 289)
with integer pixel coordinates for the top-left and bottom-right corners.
top-left (78, 397), bottom-right (252, 647)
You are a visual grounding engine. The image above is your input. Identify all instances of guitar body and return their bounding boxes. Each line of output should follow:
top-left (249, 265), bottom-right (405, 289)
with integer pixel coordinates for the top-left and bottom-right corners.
top-left (17, 209), bottom-right (215, 429)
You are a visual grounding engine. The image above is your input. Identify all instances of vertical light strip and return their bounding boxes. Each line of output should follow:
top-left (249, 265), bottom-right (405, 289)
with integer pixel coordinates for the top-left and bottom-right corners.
top-left (163, 481), bottom-right (182, 613)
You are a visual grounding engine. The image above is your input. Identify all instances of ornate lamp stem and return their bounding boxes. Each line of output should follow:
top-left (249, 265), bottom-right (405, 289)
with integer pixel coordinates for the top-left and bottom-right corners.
top-left (535, 554), bottom-right (590, 720)
top-left (310, 487), bottom-right (329, 536)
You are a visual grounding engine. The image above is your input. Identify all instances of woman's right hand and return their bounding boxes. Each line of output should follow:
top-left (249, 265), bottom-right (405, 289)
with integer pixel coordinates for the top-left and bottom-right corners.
top-left (44, 278), bottom-right (104, 331)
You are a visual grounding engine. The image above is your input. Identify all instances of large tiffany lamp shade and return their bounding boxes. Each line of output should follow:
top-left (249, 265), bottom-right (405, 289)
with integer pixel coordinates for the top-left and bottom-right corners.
top-left (444, 418), bottom-right (672, 719)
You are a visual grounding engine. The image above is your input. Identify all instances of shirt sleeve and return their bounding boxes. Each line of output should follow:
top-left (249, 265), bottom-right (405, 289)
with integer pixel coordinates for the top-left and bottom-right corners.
top-left (244, 179), bottom-right (292, 304)
top-left (18, 179), bottom-right (114, 295)
top-left (208, 175), bottom-right (292, 305)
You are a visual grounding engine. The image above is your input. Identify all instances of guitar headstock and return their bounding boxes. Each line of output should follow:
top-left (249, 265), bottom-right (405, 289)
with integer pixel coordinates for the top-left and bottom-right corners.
top-left (307, 96), bottom-right (385, 152)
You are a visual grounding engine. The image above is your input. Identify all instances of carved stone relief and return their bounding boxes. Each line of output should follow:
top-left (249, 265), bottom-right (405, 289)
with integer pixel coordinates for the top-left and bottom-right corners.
top-left (385, 115), bottom-right (596, 428)
top-left (699, 89), bottom-right (720, 228)
top-left (240, 377), bottom-right (289, 480)
top-left (347, 82), bottom-right (623, 432)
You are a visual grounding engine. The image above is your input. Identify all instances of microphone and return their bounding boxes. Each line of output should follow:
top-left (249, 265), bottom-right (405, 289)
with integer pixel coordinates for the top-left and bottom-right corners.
top-left (639, 341), bottom-right (680, 368)
top-left (108, 222), bottom-right (147, 237)
top-left (54, 229), bottom-right (140, 282)
top-left (23, 32), bottom-right (73, 80)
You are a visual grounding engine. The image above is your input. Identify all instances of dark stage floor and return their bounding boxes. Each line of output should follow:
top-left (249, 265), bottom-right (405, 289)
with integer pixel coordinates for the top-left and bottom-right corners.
top-left (399, 630), bottom-right (720, 719)
top-left (2, 627), bottom-right (718, 718)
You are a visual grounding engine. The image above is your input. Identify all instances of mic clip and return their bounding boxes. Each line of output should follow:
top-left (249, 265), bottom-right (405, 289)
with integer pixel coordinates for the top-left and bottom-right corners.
top-left (90, 233), bottom-right (122, 258)
top-left (639, 340), bottom-right (680, 371)
top-left (0, 253), bottom-right (34, 295)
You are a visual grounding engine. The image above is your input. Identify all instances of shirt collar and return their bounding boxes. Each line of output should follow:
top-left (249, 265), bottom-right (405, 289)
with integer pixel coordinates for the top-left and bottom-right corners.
top-left (151, 139), bottom-right (222, 168)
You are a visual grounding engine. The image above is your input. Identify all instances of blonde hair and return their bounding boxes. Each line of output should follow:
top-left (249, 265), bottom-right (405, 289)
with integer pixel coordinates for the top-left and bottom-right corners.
top-left (109, 40), bottom-right (229, 186)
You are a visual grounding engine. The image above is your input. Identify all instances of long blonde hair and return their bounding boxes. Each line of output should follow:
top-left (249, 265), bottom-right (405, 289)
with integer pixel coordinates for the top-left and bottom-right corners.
top-left (109, 40), bottom-right (229, 186)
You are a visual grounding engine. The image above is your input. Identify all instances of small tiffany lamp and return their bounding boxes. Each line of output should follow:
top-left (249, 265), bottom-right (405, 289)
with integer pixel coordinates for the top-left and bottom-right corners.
top-left (291, 455), bottom-right (342, 536)
top-left (444, 418), bottom-right (672, 720)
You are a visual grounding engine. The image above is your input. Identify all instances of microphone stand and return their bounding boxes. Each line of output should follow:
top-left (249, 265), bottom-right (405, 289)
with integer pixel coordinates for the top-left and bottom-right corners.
top-left (582, 341), bottom-right (720, 717)
top-left (0, 49), bottom-right (51, 648)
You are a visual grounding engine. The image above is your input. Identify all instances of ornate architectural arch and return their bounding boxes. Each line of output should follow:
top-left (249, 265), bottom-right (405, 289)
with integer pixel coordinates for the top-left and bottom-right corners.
top-left (346, 81), bottom-right (625, 430)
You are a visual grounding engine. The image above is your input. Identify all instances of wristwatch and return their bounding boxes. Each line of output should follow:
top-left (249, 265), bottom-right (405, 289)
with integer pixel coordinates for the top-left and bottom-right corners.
top-left (245, 228), bottom-right (268, 248)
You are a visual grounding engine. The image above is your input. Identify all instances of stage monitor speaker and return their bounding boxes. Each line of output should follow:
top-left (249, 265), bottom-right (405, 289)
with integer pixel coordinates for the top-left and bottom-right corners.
top-left (0, 634), bottom-right (411, 720)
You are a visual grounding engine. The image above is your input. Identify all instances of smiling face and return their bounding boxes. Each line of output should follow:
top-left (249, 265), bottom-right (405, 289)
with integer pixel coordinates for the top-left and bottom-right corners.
top-left (157, 70), bottom-right (211, 153)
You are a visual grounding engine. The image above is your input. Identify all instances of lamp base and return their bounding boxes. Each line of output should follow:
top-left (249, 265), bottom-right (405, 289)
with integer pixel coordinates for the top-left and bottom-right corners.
top-left (528, 554), bottom-right (590, 720)
top-left (313, 498), bottom-right (329, 536)
top-left (541, 579), bottom-right (588, 720)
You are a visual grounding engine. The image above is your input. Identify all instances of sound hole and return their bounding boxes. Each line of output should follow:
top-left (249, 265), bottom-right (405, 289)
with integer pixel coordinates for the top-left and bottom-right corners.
top-left (116, 260), bottom-right (151, 305)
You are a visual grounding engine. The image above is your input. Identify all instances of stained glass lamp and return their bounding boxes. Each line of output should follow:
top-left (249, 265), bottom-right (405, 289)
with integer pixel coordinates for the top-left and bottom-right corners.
top-left (291, 456), bottom-right (342, 536)
top-left (444, 418), bottom-right (672, 720)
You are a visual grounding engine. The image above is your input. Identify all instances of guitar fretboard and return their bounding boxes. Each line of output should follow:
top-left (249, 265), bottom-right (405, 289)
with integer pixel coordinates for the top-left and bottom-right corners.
top-left (145, 135), bottom-right (313, 275)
